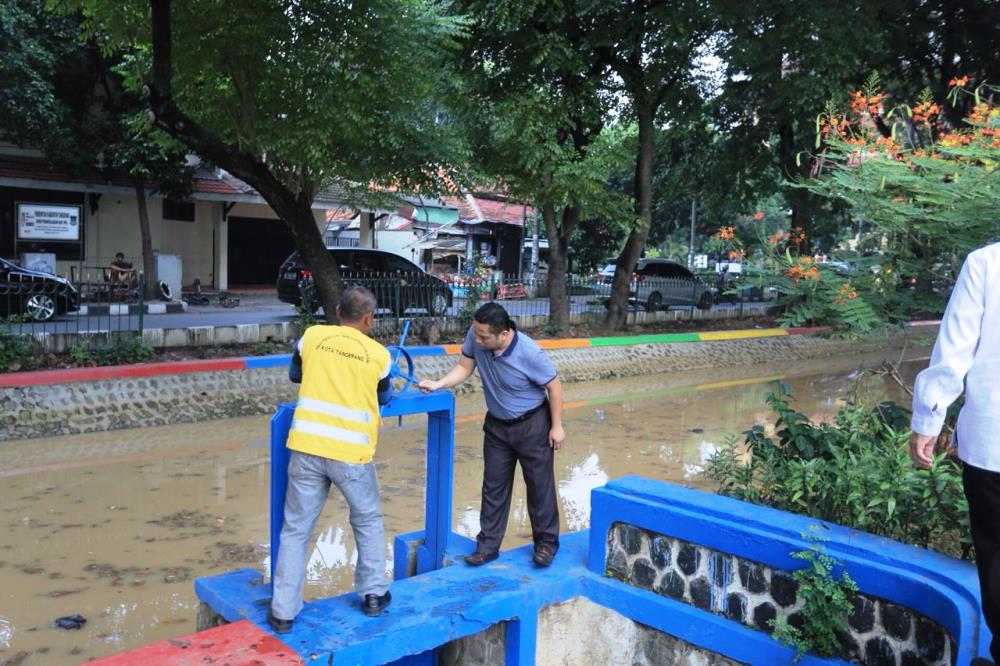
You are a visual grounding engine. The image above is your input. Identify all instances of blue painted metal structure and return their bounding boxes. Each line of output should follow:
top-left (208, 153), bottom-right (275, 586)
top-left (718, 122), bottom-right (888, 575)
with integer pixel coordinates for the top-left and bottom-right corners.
top-left (211, 405), bottom-right (993, 666)
top-left (200, 475), bottom-right (992, 664)
top-left (271, 389), bottom-right (456, 582)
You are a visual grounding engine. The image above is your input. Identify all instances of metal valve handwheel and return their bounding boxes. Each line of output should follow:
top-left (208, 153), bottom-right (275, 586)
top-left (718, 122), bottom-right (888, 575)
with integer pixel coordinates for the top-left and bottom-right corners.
top-left (386, 344), bottom-right (416, 395)
top-left (384, 320), bottom-right (418, 399)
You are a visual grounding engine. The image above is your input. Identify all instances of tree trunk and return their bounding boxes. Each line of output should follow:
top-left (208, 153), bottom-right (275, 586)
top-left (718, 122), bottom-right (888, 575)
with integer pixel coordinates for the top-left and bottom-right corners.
top-left (134, 178), bottom-right (158, 301)
top-left (543, 202), bottom-right (575, 336)
top-left (282, 196), bottom-right (342, 321)
top-left (778, 121), bottom-right (813, 252)
top-left (147, 0), bottom-right (341, 320)
top-left (605, 105), bottom-right (655, 330)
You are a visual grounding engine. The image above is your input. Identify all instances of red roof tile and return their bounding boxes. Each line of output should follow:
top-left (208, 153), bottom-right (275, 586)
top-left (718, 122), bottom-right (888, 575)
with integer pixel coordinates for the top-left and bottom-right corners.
top-left (442, 194), bottom-right (532, 226)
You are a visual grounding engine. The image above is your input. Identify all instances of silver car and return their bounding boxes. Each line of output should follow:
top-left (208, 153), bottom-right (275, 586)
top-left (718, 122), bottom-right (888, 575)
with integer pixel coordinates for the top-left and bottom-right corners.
top-left (596, 258), bottom-right (713, 311)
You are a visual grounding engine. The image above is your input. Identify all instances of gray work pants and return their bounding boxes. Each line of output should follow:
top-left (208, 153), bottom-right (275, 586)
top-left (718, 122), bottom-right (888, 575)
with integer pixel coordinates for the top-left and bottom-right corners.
top-left (270, 451), bottom-right (388, 621)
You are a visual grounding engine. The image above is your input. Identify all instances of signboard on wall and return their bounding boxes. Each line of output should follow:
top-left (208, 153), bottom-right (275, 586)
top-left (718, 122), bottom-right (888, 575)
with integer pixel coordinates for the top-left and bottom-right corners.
top-left (16, 203), bottom-right (82, 241)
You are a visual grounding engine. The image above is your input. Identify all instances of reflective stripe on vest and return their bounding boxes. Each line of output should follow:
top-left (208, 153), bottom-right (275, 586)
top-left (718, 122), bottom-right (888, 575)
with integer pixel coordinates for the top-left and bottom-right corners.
top-left (296, 396), bottom-right (372, 424)
top-left (290, 418), bottom-right (370, 446)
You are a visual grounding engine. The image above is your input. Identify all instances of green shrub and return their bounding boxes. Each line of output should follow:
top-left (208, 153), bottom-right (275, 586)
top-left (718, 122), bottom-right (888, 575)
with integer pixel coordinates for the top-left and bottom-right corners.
top-left (68, 335), bottom-right (154, 367)
top-left (0, 317), bottom-right (36, 372)
top-left (705, 385), bottom-right (971, 559)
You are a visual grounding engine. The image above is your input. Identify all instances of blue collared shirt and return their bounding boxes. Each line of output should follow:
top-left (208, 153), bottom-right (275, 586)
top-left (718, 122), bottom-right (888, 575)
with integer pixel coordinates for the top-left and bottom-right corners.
top-left (461, 326), bottom-right (558, 420)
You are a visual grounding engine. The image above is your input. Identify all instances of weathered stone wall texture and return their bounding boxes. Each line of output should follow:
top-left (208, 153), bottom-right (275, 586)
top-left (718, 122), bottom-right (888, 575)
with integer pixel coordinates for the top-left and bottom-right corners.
top-left (1, 330), bottom-right (926, 441)
top-left (538, 597), bottom-right (744, 666)
top-left (607, 522), bottom-right (955, 666)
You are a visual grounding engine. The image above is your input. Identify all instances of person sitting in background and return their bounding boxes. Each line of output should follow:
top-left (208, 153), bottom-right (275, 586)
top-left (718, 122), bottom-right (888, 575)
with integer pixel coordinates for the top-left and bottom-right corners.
top-left (109, 252), bottom-right (134, 283)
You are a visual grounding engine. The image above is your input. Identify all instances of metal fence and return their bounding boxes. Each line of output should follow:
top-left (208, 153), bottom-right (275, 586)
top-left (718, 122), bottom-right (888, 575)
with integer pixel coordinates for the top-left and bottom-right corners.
top-left (299, 271), bottom-right (779, 340)
top-left (0, 267), bottom-right (146, 351)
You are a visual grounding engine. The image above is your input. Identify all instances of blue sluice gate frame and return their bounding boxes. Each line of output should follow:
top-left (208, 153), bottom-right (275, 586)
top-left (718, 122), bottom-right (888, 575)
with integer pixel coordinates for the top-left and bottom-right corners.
top-left (271, 389), bottom-right (457, 581)
top-left (192, 388), bottom-right (991, 665)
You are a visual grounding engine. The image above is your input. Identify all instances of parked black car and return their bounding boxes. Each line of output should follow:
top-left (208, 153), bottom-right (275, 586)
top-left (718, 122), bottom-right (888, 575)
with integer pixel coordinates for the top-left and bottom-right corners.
top-left (0, 257), bottom-right (80, 321)
top-left (277, 248), bottom-right (453, 316)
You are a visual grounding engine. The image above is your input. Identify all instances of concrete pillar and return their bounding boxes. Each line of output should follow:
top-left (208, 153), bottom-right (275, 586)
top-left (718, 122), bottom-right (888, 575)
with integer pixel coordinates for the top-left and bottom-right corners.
top-left (359, 212), bottom-right (374, 248)
top-left (214, 202), bottom-right (228, 290)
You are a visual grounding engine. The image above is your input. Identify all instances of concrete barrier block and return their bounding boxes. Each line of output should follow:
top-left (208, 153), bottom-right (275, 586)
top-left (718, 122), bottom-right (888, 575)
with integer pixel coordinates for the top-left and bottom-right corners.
top-left (142, 328), bottom-right (165, 348)
top-left (189, 327), bottom-right (215, 346)
top-left (162, 328), bottom-right (191, 347)
top-left (258, 323), bottom-right (288, 342)
top-left (214, 326), bottom-right (239, 345)
top-left (236, 324), bottom-right (260, 343)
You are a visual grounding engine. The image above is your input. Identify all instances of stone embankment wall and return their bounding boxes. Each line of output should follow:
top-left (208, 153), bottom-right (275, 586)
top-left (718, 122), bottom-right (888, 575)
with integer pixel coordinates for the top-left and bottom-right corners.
top-left (606, 523), bottom-right (954, 665)
top-left (1, 330), bottom-right (927, 441)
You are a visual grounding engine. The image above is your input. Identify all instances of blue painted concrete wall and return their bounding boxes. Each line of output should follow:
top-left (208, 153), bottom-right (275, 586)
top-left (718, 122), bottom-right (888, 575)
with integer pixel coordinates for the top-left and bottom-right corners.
top-left (198, 471), bottom-right (990, 664)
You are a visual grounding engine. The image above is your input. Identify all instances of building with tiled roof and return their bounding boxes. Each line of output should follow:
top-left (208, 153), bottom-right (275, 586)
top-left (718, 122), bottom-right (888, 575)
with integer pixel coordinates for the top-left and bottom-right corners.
top-left (0, 148), bottom-right (359, 289)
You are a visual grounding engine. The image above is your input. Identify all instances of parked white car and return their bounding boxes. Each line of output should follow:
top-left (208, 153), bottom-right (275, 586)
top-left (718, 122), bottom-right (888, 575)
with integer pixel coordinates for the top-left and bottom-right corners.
top-left (595, 258), bottom-right (713, 311)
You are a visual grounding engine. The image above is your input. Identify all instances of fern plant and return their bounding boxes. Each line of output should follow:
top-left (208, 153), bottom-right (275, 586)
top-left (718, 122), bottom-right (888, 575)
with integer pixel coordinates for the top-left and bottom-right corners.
top-left (770, 530), bottom-right (858, 661)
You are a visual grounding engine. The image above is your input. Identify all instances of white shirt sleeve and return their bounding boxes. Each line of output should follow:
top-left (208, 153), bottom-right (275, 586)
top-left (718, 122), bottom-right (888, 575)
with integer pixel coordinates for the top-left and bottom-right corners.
top-left (910, 253), bottom-right (986, 436)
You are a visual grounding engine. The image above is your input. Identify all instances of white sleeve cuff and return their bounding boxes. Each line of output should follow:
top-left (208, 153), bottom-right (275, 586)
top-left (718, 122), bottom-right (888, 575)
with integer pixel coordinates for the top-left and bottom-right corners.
top-left (910, 409), bottom-right (945, 438)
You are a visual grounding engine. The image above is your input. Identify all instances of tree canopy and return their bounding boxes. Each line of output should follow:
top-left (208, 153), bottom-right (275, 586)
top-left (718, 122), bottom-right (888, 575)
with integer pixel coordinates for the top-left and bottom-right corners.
top-left (70, 0), bottom-right (468, 316)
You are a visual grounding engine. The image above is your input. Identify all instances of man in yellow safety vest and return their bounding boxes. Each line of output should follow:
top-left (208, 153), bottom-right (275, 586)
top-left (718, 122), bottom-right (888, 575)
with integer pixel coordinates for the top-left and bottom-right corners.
top-left (268, 286), bottom-right (393, 634)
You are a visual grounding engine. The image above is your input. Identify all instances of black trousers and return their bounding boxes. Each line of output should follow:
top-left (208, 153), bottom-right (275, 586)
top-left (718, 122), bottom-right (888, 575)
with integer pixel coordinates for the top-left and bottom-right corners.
top-left (476, 405), bottom-right (560, 554)
top-left (964, 462), bottom-right (1000, 662)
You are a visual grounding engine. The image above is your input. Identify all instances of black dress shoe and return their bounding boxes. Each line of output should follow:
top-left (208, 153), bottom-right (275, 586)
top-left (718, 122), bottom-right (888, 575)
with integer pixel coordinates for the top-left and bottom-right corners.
top-left (465, 550), bottom-right (499, 566)
top-left (266, 609), bottom-right (293, 634)
top-left (532, 544), bottom-right (557, 567)
top-left (363, 590), bottom-right (392, 617)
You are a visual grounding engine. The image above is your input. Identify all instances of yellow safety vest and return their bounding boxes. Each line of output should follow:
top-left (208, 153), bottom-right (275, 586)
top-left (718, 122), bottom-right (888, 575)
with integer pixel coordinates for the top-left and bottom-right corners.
top-left (287, 325), bottom-right (391, 464)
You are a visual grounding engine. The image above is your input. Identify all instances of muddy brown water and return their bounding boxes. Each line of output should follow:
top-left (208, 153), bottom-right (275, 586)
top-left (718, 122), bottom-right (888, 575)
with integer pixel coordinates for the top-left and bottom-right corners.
top-left (0, 349), bottom-right (927, 664)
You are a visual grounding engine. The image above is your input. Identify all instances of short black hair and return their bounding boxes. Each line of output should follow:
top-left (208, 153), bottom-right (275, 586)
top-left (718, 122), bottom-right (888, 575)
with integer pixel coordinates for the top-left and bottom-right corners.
top-left (338, 286), bottom-right (377, 321)
top-left (115, 252), bottom-right (124, 259)
top-left (473, 302), bottom-right (514, 335)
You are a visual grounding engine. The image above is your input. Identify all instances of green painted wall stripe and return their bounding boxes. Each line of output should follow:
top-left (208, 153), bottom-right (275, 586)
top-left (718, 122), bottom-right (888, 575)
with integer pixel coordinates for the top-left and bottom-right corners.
top-left (589, 333), bottom-right (701, 346)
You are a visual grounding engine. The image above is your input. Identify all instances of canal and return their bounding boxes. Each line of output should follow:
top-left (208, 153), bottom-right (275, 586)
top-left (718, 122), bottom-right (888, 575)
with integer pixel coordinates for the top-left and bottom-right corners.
top-left (0, 349), bottom-right (926, 664)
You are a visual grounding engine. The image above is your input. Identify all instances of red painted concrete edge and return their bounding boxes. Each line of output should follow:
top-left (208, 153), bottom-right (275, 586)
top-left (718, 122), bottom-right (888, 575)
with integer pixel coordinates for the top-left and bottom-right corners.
top-left (0, 357), bottom-right (245, 388)
top-left (88, 619), bottom-right (303, 665)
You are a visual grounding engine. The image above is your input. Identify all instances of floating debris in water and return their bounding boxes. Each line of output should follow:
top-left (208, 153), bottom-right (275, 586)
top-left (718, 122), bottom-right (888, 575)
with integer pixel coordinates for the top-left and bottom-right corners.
top-left (3, 651), bottom-right (30, 666)
top-left (52, 614), bottom-right (86, 630)
top-left (148, 510), bottom-right (231, 531)
top-left (209, 542), bottom-right (266, 566)
top-left (43, 588), bottom-right (88, 598)
top-left (161, 566), bottom-right (193, 584)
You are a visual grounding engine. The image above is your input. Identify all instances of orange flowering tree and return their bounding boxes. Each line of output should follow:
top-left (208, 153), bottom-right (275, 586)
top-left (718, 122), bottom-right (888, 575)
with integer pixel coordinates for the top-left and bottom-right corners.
top-left (756, 226), bottom-right (879, 332)
top-left (707, 225), bottom-right (743, 261)
top-left (804, 73), bottom-right (1000, 320)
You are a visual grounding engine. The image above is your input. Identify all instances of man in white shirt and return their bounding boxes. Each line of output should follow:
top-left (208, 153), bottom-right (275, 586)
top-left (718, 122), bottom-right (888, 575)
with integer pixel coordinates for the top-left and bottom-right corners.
top-left (910, 241), bottom-right (1000, 665)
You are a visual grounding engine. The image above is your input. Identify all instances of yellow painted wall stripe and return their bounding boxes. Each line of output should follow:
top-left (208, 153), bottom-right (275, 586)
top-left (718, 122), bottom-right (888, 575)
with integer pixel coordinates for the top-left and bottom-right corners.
top-left (697, 328), bottom-right (789, 341)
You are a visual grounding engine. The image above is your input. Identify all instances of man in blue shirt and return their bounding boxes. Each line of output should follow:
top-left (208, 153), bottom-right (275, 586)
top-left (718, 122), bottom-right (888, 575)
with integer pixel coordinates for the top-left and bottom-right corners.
top-left (419, 302), bottom-right (565, 567)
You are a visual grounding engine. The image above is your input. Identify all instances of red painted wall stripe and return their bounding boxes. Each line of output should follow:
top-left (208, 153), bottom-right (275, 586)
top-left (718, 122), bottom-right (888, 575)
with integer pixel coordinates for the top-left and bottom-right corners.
top-left (0, 358), bottom-right (246, 388)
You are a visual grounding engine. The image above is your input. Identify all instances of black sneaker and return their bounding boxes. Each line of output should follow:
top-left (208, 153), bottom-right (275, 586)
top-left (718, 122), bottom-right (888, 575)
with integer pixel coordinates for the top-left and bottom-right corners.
top-left (363, 590), bottom-right (392, 617)
top-left (266, 609), bottom-right (293, 634)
